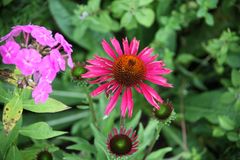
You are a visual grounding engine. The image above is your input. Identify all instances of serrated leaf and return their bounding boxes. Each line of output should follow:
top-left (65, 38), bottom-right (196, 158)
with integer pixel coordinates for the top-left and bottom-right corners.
top-left (2, 95), bottom-right (23, 134)
top-left (218, 116), bottom-right (235, 131)
top-left (146, 147), bottom-right (172, 160)
top-left (231, 69), bottom-right (240, 87)
top-left (135, 8), bottom-right (155, 27)
top-left (19, 122), bottom-right (66, 139)
top-left (23, 98), bottom-right (70, 113)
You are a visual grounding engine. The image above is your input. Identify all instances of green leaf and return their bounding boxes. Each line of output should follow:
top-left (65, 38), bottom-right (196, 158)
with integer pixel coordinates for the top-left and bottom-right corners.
top-left (135, 8), bottom-right (155, 27)
top-left (227, 132), bottom-right (239, 142)
top-left (5, 145), bottom-right (22, 160)
top-left (177, 53), bottom-right (195, 65)
top-left (0, 82), bottom-right (11, 103)
top-left (126, 111), bottom-right (142, 129)
top-left (88, 0), bottom-right (101, 11)
top-left (212, 127), bottom-right (225, 137)
top-left (0, 120), bottom-right (22, 159)
top-left (90, 124), bottom-right (110, 160)
top-left (23, 98), bottom-right (70, 113)
top-left (60, 136), bottom-right (96, 153)
top-left (184, 90), bottom-right (240, 123)
top-left (218, 116), bottom-right (235, 131)
top-left (205, 13), bottom-right (214, 26)
top-left (19, 122), bottom-right (66, 139)
top-left (231, 69), bottom-right (240, 87)
top-left (138, 0), bottom-right (154, 7)
top-left (146, 147), bottom-right (172, 160)
top-left (121, 12), bottom-right (133, 28)
top-left (48, 0), bottom-right (75, 37)
top-left (2, 95), bottom-right (23, 133)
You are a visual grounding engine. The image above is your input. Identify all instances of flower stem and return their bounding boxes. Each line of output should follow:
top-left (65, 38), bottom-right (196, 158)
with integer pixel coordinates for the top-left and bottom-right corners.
top-left (144, 122), bottom-right (164, 159)
top-left (86, 92), bottom-right (98, 128)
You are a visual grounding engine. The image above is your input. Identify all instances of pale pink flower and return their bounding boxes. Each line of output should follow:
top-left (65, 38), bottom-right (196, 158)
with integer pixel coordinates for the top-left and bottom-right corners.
top-left (50, 49), bottom-right (66, 71)
top-left (38, 55), bottom-right (57, 83)
top-left (15, 48), bottom-right (42, 76)
top-left (32, 80), bottom-right (52, 103)
top-left (82, 37), bottom-right (172, 117)
top-left (31, 26), bottom-right (56, 47)
top-left (0, 41), bottom-right (20, 64)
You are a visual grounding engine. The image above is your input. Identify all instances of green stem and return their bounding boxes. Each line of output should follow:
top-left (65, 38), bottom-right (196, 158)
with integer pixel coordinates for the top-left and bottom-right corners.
top-left (86, 92), bottom-right (98, 128)
top-left (144, 122), bottom-right (164, 159)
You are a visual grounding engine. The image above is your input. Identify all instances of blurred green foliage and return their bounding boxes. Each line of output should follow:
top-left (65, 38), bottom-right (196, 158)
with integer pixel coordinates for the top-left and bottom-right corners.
top-left (0, 0), bottom-right (240, 160)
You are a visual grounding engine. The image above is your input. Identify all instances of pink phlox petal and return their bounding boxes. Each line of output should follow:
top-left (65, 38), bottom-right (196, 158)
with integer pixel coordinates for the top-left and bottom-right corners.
top-left (0, 41), bottom-right (20, 64)
top-left (50, 49), bottom-right (66, 71)
top-left (16, 48), bottom-right (42, 76)
top-left (55, 33), bottom-right (73, 54)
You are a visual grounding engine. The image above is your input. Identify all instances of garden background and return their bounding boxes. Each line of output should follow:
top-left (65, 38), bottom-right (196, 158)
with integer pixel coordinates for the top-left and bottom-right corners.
top-left (0, 0), bottom-right (240, 160)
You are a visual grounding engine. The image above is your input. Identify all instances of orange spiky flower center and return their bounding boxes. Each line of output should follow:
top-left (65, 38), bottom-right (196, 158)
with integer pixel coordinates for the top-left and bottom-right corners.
top-left (113, 55), bottom-right (145, 86)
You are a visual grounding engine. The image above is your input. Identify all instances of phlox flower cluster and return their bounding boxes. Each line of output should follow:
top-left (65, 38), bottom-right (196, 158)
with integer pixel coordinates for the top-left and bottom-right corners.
top-left (0, 24), bottom-right (73, 103)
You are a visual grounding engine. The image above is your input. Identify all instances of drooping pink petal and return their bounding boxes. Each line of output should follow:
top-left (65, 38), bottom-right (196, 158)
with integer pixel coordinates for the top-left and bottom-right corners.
top-left (126, 87), bottom-right (134, 117)
top-left (110, 38), bottom-right (123, 56)
top-left (104, 86), bottom-right (122, 115)
top-left (122, 37), bottom-right (130, 55)
top-left (129, 37), bottom-right (139, 55)
top-left (91, 83), bottom-right (110, 96)
top-left (120, 89), bottom-right (128, 117)
top-left (145, 75), bottom-right (173, 87)
top-left (102, 39), bottom-right (116, 59)
top-left (140, 83), bottom-right (163, 103)
top-left (140, 83), bottom-right (160, 109)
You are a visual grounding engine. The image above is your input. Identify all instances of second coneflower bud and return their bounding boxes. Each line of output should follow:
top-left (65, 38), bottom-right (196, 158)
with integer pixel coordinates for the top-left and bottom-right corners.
top-left (71, 62), bottom-right (87, 80)
top-left (153, 101), bottom-right (175, 125)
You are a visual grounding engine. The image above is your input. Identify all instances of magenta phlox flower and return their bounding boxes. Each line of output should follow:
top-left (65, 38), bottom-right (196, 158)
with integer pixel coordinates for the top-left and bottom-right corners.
top-left (15, 48), bottom-right (42, 75)
top-left (0, 24), bottom-right (74, 104)
top-left (55, 33), bottom-right (73, 54)
top-left (50, 49), bottom-right (66, 71)
top-left (32, 80), bottom-right (52, 103)
top-left (38, 55), bottom-right (57, 83)
top-left (31, 26), bottom-right (56, 47)
top-left (0, 41), bottom-right (20, 64)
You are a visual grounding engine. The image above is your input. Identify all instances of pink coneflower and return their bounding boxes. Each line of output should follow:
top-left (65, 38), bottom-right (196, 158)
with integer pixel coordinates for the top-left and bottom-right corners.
top-left (82, 37), bottom-right (172, 117)
top-left (107, 127), bottom-right (138, 157)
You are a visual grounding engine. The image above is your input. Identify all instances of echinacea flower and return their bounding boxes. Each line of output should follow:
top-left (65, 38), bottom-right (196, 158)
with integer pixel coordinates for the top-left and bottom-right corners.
top-left (107, 127), bottom-right (138, 157)
top-left (0, 24), bottom-right (73, 104)
top-left (36, 150), bottom-right (53, 160)
top-left (82, 37), bottom-right (172, 117)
